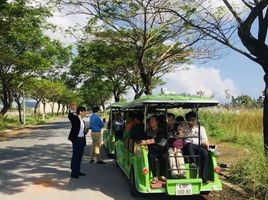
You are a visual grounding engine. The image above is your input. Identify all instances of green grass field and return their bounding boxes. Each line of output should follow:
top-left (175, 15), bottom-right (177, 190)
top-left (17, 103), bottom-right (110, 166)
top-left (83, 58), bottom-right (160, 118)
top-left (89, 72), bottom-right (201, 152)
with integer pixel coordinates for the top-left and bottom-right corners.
top-left (199, 108), bottom-right (267, 200)
top-left (200, 108), bottom-right (263, 149)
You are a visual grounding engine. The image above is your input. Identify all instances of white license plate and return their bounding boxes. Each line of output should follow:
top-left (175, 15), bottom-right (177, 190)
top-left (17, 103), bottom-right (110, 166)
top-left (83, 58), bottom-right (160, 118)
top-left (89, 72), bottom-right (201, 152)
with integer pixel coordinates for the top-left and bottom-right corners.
top-left (176, 184), bottom-right (192, 195)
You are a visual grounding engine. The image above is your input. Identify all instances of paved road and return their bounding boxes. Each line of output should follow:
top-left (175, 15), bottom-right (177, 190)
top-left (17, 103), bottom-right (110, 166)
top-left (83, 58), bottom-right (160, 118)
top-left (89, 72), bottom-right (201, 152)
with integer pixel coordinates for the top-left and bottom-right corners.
top-left (0, 118), bottom-right (205, 200)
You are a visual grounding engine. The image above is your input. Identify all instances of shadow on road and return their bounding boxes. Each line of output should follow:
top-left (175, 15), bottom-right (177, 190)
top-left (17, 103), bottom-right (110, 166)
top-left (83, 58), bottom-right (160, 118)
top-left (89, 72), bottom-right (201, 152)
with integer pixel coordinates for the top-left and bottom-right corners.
top-left (0, 120), bottom-right (205, 200)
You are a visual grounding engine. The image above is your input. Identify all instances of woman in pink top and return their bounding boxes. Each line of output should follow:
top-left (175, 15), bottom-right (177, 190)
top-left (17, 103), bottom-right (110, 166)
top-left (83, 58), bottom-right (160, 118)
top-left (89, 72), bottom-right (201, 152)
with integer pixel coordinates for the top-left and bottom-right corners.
top-left (168, 116), bottom-right (186, 179)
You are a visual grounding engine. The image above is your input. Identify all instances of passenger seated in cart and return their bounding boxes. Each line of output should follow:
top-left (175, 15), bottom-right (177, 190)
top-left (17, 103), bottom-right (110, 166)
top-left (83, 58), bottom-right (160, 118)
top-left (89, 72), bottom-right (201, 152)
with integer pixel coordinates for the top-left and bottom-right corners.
top-left (167, 113), bottom-right (177, 132)
top-left (126, 112), bottom-right (136, 132)
top-left (129, 112), bottom-right (147, 142)
top-left (183, 111), bottom-right (210, 184)
top-left (139, 115), bottom-right (167, 184)
top-left (113, 113), bottom-right (124, 138)
top-left (168, 116), bottom-right (186, 179)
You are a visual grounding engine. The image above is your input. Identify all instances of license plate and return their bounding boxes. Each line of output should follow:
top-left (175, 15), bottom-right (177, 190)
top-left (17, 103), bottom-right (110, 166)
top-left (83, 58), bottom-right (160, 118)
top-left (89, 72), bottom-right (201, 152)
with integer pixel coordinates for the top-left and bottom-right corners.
top-left (176, 184), bottom-right (192, 195)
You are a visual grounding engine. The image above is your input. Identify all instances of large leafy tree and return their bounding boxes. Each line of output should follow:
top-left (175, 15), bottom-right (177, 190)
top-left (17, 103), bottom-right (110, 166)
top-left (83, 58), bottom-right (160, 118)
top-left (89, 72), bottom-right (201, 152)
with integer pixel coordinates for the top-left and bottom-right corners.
top-left (0, 0), bottom-right (66, 115)
top-left (159, 0), bottom-right (268, 155)
top-left (47, 81), bottom-right (67, 115)
top-left (53, 0), bottom-right (211, 96)
top-left (70, 39), bottom-right (130, 102)
top-left (80, 78), bottom-right (112, 110)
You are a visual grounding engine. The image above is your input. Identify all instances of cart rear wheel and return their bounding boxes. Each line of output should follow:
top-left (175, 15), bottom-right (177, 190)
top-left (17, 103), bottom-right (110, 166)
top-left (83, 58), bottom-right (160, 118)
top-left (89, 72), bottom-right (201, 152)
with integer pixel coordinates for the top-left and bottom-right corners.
top-left (130, 166), bottom-right (139, 196)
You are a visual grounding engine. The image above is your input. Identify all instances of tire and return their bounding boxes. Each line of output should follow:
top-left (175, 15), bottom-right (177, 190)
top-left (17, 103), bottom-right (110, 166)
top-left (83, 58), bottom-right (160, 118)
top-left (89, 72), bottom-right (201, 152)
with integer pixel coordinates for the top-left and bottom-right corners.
top-left (201, 191), bottom-right (210, 195)
top-left (106, 144), bottom-right (115, 159)
top-left (130, 166), bottom-right (139, 196)
top-left (115, 148), bottom-right (119, 167)
top-left (106, 144), bottom-right (112, 158)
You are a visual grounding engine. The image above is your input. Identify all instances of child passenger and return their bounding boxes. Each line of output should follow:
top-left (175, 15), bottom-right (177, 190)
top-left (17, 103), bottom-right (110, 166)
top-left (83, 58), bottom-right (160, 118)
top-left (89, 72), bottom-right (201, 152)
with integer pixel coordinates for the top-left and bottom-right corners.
top-left (168, 116), bottom-right (186, 179)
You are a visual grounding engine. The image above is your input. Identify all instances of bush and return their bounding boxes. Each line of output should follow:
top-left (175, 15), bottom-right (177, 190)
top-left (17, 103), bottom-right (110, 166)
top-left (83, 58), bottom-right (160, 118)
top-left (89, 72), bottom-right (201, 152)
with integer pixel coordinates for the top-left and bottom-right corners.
top-left (0, 115), bottom-right (20, 131)
top-left (0, 113), bottom-right (62, 131)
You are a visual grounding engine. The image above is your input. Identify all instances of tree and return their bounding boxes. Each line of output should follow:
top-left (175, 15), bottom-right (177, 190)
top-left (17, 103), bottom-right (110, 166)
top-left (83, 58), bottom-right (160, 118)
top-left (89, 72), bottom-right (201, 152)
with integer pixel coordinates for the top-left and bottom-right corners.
top-left (0, 0), bottom-right (64, 115)
top-left (70, 39), bottom-right (129, 102)
top-left (196, 90), bottom-right (206, 97)
top-left (159, 0), bottom-right (268, 155)
top-left (12, 77), bottom-right (29, 124)
top-left (47, 81), bottom-right (67, 115)
top-left (235, 95), bottom-right (254, 107)
top-left (53, 0), bottom-right (210, 96)
top-left (27, 78), bottom-right (55, 118)
top-left (80, 78), bottom-right (112, 111)
top-left (224, 89), bottom-right (232, 109)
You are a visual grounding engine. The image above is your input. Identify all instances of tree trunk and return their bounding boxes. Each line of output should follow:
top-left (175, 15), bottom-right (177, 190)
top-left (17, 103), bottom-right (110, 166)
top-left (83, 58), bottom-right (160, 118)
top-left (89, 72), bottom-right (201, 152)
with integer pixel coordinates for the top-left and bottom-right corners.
top-left (114, 93), bottom-right (120, 102)
top-left (101, 101), bottom-right (105, 112)
top-left (144, 83), bottom-right (152, 95)
top-left (17, 102), bottom-right (23, 124)
top-left (61, 105), bottom-right (65, 115)
top-left (42, 100), bottom-right (46, 120)
top-left (34, 100), bottom-right (41, 118)
top-left (61, 104), bottom-right (66, 115)
top-left (113, 87), bottom-right (122, 102)
top-left (57, 102), bottom-right (61, 115)
top-left (140, 73), bottom-right (152, 95)
top-left (51, 101), bottom-right (55, 116)
top-left (134, 90), bottom-right (144, 99)
top-left (14, 92), bottom-right (23, 124)
top-left (0, 83), bottom-right (13, 115)
top-left (0, 100), bottom-right (11, 115)
top-left (264, 73), bottom-right (268, 156)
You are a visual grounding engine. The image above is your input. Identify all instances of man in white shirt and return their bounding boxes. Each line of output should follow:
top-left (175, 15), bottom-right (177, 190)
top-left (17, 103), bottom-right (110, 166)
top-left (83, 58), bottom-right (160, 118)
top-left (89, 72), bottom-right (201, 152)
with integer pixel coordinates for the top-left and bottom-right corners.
top-left (183, 111), bottom-right (209, 184)
top-left (68, 104), bottom-right (88, 178)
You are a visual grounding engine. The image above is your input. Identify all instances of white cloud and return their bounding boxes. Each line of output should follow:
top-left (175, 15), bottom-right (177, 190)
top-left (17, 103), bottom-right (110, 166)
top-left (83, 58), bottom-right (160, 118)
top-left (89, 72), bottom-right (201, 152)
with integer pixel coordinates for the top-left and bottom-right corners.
top-left (46, 11), bottom-right (89, 44)
top-left (199, 0), bottom-right (245, 9)
top-left (154, 64), bottom-right (239, 103)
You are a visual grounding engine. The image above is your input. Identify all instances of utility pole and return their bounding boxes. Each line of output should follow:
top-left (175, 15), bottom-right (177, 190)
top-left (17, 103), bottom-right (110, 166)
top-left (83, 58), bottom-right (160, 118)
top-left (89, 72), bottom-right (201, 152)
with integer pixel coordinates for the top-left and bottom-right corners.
top-left (23, 91), bottom-right (26, 126)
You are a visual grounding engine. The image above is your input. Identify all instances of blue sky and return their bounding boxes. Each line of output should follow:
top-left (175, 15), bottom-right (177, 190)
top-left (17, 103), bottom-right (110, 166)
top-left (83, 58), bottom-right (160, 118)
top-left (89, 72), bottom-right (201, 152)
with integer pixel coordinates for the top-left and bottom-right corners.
top-left (206, 50), bottom-right (264, 99)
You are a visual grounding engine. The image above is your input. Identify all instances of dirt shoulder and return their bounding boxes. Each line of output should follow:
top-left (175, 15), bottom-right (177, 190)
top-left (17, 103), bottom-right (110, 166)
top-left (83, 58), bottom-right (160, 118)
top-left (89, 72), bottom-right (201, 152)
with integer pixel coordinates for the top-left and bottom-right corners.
top-left (215, 141), bottom-right (247, 168)
top-left (207, 140), bottom-right (249, 199)
top-left (0, 126), bottom-right (36, 141)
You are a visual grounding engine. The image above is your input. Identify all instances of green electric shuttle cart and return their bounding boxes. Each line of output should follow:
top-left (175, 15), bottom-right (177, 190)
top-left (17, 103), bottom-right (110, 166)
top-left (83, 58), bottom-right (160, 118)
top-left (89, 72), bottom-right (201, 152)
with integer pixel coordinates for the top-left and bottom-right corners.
top-left (114, 94), bottom-right (222, 196)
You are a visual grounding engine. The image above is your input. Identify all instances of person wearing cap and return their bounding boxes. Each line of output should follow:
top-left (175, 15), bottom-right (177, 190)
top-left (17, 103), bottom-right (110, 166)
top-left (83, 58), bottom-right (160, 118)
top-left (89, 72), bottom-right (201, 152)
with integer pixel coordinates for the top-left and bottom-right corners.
top-left (89, 106), bottom-right (105, 164)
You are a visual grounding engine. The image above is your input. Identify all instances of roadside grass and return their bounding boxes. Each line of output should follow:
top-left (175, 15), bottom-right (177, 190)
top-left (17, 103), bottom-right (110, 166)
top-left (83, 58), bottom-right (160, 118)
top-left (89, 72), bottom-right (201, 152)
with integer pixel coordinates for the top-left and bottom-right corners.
top-left (199, 108), bottom-right (266, 200)
top-left (229, 150), bottom-right (268, 200)
top-left (199, 108), bottom-right (262, 147)
top-left (0, 114), bottom-right (62, 132)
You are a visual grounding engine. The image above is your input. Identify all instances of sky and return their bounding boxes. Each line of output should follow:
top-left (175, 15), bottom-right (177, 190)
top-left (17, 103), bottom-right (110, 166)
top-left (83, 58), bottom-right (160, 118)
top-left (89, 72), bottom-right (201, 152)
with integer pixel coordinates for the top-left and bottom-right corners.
top-left (47, 4), bottom-right (265, 104)
top-left (157, 51), bottom-right (264, 103)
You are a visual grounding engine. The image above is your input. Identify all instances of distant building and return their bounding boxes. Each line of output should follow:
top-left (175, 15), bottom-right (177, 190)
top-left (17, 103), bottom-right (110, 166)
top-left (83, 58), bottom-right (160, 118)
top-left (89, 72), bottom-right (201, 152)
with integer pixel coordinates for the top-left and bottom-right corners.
top-left (160, 88), bottom-right (176, 95)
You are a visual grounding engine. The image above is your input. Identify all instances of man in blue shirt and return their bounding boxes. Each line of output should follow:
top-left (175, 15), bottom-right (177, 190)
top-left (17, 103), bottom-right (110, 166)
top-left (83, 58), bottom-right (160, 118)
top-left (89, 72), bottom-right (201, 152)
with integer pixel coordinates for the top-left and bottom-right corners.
top-left (89, 106), bottom-right (105, 164)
